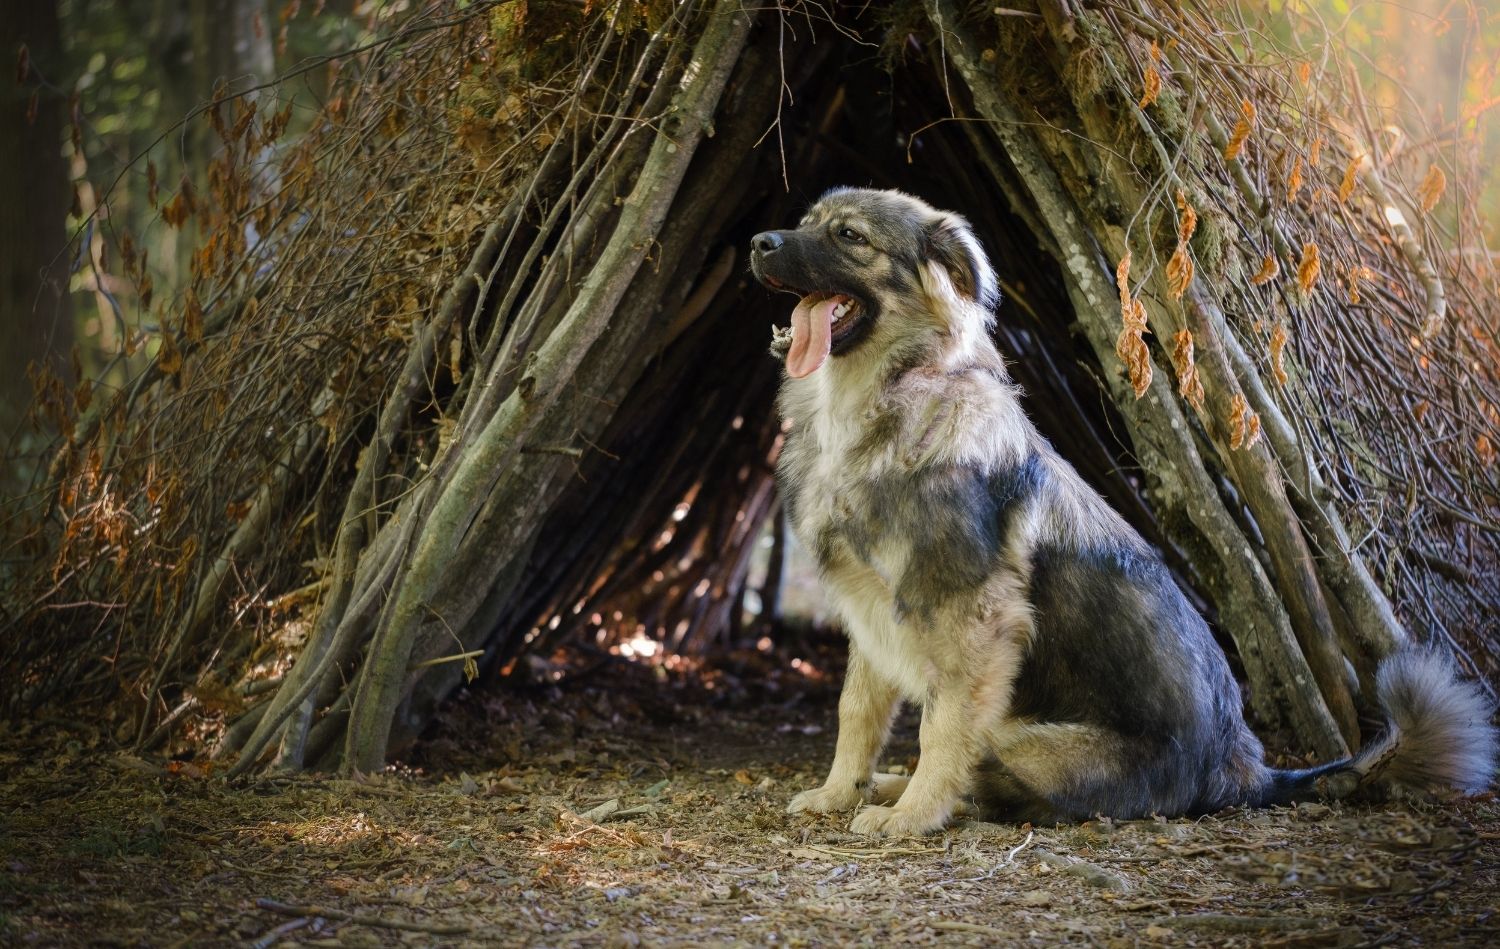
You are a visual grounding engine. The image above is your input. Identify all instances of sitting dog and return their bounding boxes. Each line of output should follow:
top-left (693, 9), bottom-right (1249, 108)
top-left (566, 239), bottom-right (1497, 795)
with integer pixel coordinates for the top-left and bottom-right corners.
top-left (749, 187), bottom-right (1496, 835)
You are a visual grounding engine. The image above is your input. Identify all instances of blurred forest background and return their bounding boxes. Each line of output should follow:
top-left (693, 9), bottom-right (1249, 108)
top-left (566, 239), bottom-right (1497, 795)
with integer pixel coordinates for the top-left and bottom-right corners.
top-left (2, 0), bottom-right (375, 471)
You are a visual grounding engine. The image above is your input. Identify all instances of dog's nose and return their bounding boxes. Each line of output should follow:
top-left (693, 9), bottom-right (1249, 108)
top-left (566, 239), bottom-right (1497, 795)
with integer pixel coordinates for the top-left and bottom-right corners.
top-left (752, 231), bottom-right (784, 254)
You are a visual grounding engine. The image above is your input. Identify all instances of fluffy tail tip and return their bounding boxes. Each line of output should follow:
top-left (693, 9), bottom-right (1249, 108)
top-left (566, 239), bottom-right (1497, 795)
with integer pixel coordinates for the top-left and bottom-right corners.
top-left (1375, 648), bottom-right (1497, 795)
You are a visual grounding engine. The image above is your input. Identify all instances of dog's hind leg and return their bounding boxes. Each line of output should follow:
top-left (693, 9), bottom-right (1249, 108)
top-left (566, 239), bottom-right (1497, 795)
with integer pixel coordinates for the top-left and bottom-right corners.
top-left (984, 722), bottom-right (1190, 822)
top-left (972, 758), bottom-right (1067, 825)
top-left (789, 647), bottom-right (901, 814)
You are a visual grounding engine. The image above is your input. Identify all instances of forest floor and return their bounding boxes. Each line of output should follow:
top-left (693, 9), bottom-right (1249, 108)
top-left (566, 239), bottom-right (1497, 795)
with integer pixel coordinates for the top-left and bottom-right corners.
top-left (3, 640), bottom-right (1499, 948)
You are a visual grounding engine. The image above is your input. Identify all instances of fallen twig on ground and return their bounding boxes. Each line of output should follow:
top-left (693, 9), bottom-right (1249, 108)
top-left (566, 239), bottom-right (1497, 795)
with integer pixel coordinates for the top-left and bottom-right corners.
top-left (253, 898), bottom-right (472, 936)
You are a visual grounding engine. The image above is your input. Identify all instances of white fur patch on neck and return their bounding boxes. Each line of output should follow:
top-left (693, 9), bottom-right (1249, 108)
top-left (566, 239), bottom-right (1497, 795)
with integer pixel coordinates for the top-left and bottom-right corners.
top-left (920, 261), bottom-right (987, 364)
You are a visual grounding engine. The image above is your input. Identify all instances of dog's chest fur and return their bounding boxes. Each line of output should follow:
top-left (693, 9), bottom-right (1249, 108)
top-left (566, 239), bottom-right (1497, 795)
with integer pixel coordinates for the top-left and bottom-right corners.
top-left (776, 363), bottom-right (1031, 697)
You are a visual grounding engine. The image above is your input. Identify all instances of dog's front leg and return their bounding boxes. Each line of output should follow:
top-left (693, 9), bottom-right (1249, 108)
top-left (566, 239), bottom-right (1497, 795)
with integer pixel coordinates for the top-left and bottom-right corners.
top-left (850, 678), bottom-right (979, 836)
top-left (788, 647), bottom-right (900, 814)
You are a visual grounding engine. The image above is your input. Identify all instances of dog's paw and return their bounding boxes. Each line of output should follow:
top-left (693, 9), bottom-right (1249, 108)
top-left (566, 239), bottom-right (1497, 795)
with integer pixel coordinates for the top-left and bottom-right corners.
top-left (850, 804), bottom-right (945, 837)
top-left (787, 783), bottom-right (863, 815)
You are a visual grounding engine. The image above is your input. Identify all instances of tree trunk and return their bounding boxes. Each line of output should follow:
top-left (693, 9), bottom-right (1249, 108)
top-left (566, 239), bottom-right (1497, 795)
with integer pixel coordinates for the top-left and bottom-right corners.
top-left (1, 0), bottom-right (72, 481)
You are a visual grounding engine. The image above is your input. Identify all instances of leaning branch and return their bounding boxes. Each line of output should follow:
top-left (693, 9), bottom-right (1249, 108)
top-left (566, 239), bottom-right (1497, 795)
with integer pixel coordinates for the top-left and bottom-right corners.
top-left (342, 0), bottom-right (756, 773)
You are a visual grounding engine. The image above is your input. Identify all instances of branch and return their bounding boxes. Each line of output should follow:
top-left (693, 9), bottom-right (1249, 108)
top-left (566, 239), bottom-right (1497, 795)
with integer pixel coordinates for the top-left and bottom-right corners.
top-left (254, 898), bottom-right (471, 936)
top-left (342, 0), bottom-right (756, 773)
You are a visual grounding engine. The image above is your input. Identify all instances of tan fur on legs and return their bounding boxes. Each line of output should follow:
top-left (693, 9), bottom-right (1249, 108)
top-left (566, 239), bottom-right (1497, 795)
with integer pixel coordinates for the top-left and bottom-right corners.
top-left (852, 632), bottom-right (1021, 835)
top-left (788, 647), bottom-right (900, 814)
top-left (868, 770), bottom-right (976, 817)
top-left (991, 722), bottom-right (1129, 801)
top-left (852, 681), bottom-right (979, 834)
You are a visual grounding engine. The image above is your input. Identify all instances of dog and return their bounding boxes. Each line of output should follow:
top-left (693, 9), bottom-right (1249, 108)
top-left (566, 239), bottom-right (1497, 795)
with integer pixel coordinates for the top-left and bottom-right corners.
top-left (749, 187), bottom-right (1496, 835)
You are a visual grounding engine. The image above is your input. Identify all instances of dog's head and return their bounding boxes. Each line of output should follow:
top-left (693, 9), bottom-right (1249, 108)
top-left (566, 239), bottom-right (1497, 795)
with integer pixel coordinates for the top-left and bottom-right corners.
top-left (749, 187), bottom-right (998, 378)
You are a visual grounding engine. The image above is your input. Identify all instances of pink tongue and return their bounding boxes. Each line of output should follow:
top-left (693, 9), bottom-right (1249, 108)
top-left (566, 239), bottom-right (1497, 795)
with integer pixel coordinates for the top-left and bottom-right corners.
top-left (786, 295), bottom-right (841, 379)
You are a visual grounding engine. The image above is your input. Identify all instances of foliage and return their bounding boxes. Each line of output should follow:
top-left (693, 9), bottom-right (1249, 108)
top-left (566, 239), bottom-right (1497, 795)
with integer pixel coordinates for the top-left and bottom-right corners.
top-left (54, 0), bottom-right (376, 387)
top-left (7, 0), bottom-right (554, 725)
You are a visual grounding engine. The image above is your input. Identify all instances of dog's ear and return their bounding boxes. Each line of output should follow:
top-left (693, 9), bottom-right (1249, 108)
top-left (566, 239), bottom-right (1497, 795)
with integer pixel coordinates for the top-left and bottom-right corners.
top-left (923, 213), bottom-right (999, 310)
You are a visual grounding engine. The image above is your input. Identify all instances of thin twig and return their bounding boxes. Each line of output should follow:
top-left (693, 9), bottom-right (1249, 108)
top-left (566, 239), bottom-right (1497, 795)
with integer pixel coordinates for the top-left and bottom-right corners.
top-left (254, 898), bottom-right (472, 936)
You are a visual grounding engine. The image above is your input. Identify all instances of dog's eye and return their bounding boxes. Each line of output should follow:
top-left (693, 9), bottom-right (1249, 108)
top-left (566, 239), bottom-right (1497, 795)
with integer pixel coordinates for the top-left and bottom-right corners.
top-left (838, 227), bottom-right (867, 244)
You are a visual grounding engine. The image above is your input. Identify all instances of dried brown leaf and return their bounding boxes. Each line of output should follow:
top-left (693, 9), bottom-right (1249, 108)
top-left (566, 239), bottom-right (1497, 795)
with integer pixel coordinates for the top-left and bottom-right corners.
top-left (1175, 190), bottom-right (1197, 243)
top-left (1139, 46), bottom-right (1162, 109)
top-left (1228, 393), bottom-right (1262, 451)
top-left (1269, 324), bottom-right (1290, 386)
top-left (1115, 253), bottom-right (1151, 398)
top-left (1297, 243), bottom-right (1321, 294)
top-left (1338, 155), bottom-right (1361, 204)
top-left (1310, 136), bottom-right (1324, 167)
top-left (120, 232), bottom-right (137, 277)
top-left (1223, 99), bottom-right (1256, 161)
top-left (1287, 156), bottom-right (1304, 201)
top-left (1118, 332), bottom-right (1153, 399)
top-left (183, 289), bottom-right (204, 343)
top-left (1478, 434), bottom-right (1497, 467)
top-left (1167, 244), bottom-right (1194, 299)
top-left (1116, 251), bottom-right (1133, 314)
top-left (1346, 265), bottom-right (1376, 305)
top-left (158, 330), bottom-right (183, 376)
top-left (1251, 254), bottom-right (1280, 286)
top-left (1418, 164), bottom-right (1446, 213)
top-left (1171, 330), bottom-right (1204, 412)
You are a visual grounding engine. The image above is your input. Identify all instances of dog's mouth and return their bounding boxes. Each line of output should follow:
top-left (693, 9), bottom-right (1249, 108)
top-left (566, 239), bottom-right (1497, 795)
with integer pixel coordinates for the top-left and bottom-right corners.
top-left (762, 279), bottom-right (869, 378)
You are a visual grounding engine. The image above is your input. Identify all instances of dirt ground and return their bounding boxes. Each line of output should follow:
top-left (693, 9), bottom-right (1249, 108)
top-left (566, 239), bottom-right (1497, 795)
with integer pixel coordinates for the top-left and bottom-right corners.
top-left (3, 644), bottom-right (1498, 947)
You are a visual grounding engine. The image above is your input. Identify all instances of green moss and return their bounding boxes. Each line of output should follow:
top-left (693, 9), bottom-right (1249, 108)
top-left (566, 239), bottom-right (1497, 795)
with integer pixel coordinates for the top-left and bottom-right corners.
top-left (1062, 40), bottom-right (1105, 101)
top-left (491, 0), bottom-right (588, 82)
top-left (1149, 81), bottom-right (1192, 143)
top-left (1192, 201), bottom-right (1230, 280)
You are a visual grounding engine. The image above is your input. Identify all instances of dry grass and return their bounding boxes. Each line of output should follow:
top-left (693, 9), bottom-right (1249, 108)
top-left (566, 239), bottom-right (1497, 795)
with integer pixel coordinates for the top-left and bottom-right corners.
top-left (3, 651), bottom-right (1497, 946)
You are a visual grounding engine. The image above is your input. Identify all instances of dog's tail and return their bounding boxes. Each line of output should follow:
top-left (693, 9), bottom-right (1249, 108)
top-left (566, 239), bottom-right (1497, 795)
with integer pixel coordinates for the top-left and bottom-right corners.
top-left (1255, 649), bottom-right (1496, 807)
